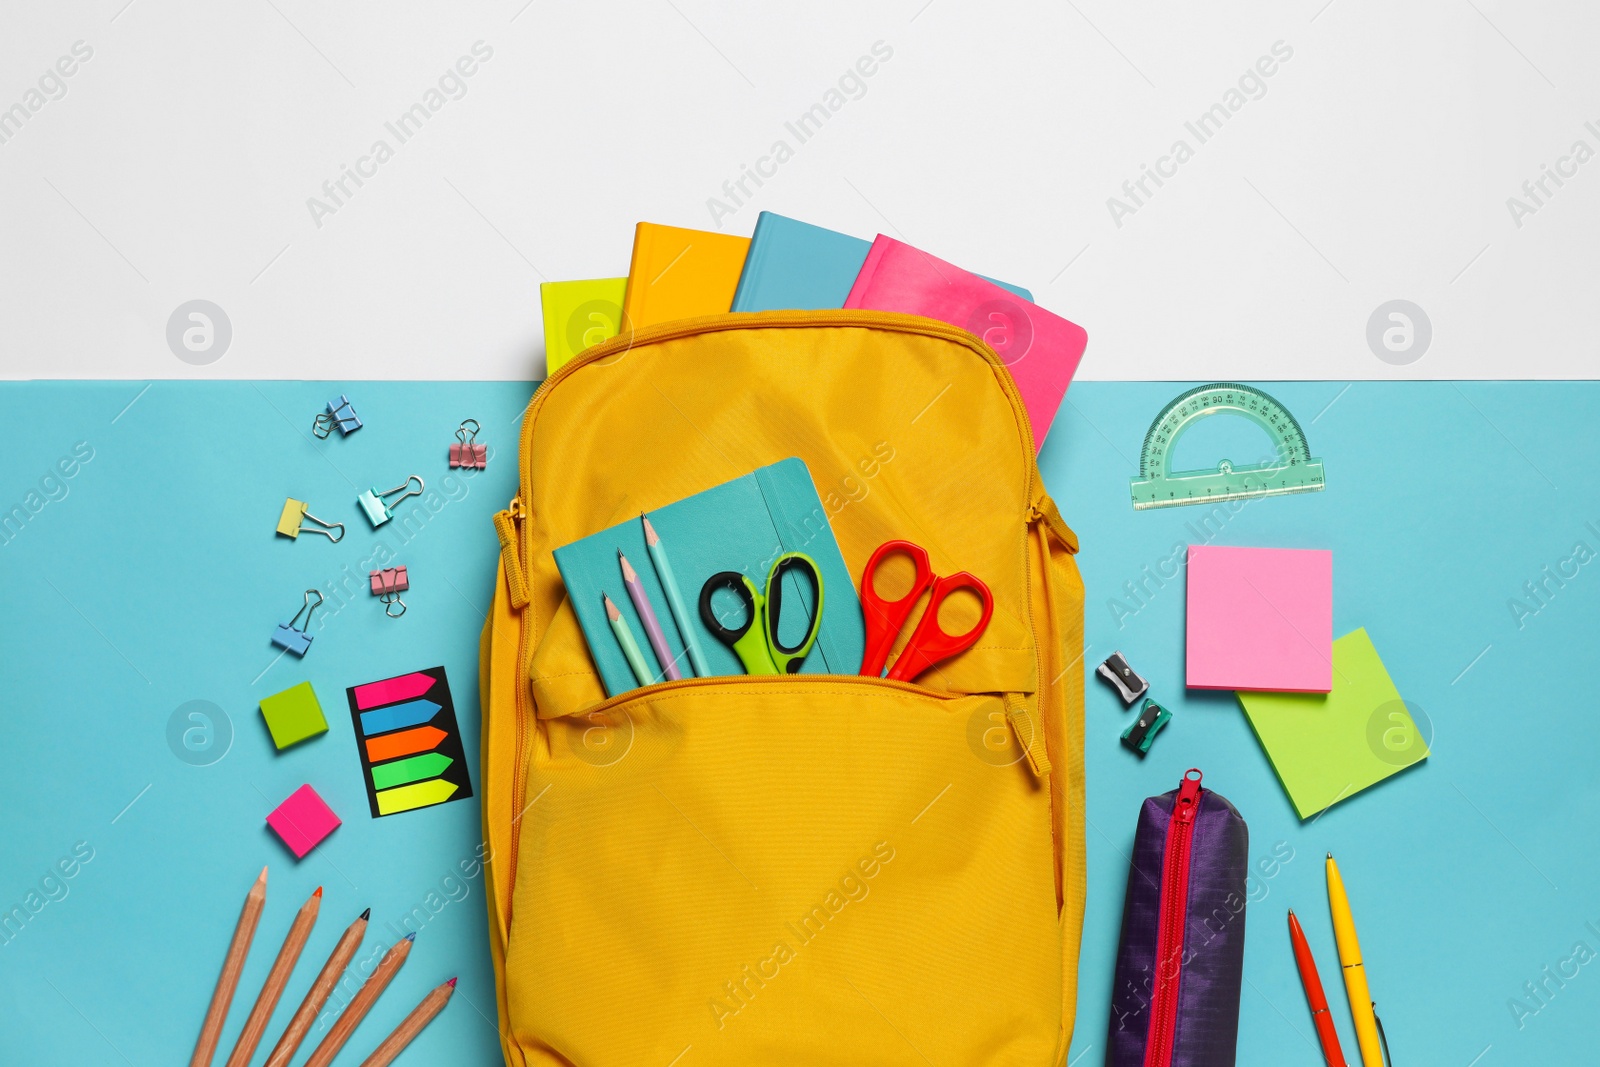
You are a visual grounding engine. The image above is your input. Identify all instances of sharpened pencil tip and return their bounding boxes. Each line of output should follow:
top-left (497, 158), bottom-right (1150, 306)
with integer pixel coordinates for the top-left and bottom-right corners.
top-left (313, 886), bottom-right (323, 898)
top-left (447, 977), bottom-right (458, 988)
top-left (618, 551), bottom-right (637, 582)
top-left (642, 515), bottom-right (658, 544)
top-left (604, 594), bottom-right (620, 621)
top-left (258, 865), bottom-right (269, 884)
top-left (404, 932), bottom-right (416, 942)
top-left (359, 908), bottom-right (371, 921)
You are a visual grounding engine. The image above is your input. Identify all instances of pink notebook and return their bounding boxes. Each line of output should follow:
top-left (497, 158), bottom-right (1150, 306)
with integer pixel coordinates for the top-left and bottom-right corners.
top-left (844, 235), bottom-right (1087, 447)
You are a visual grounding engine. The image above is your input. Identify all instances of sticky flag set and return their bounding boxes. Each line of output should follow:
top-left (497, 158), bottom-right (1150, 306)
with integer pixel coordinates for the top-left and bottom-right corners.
top-left (345, 666), bottom-right (473, 817)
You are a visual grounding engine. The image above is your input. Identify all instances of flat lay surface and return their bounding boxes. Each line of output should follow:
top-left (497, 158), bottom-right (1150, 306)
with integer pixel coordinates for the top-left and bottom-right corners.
top-left (2, 379), bottom-right (1594, 1063)
top-left (5, 2), bottom-right (1598, 380)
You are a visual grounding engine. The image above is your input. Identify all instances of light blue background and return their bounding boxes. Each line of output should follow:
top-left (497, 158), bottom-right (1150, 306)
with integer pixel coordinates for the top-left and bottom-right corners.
top-left (1, 381), bottom-right (1596, 1065)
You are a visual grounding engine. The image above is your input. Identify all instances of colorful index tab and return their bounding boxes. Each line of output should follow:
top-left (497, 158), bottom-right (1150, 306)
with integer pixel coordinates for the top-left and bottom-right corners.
top-left (365, 725), bottom-right (448, 763)
top-left (376, 779), bottom-right (459, 815)
top-left (359, 699), bottom-right (440, 735)
top-left (353, 671), bottom-right (436, 708)
top-left (370, 753), bottom-right (454, 791)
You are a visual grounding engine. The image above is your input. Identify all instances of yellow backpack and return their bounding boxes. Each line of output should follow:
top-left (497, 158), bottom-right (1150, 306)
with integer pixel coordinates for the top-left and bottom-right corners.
top-left (479, 311), bottom-right (1086, 1066)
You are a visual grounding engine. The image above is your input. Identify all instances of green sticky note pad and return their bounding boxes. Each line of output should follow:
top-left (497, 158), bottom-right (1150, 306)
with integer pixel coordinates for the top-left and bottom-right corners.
top-left (1237, 628), bottom-right (1428, 819)
top-left (260, 681), bottom-right (328, 750)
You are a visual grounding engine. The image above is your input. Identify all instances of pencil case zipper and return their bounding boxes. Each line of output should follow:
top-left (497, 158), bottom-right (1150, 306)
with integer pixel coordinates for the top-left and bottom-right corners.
top-left (1144, 769), bottom-right (1203, 1067)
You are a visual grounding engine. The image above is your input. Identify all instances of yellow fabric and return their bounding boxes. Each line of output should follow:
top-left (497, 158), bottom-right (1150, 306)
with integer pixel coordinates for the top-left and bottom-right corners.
top-left (621, 223), bottom-right (751, 329)
top-left (480, 311), bottom-right (1085, 1066)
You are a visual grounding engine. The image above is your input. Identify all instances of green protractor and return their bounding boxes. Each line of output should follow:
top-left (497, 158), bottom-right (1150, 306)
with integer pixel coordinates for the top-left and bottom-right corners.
top-left (1129, 383), bottom-right (1326, 510)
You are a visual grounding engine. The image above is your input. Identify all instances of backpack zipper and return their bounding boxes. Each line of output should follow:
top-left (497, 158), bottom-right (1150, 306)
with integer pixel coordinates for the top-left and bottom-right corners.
top-left (504, 311), bottom-right (1045, 915)
top-left (1144, 769), bottom-right (1203, 1067)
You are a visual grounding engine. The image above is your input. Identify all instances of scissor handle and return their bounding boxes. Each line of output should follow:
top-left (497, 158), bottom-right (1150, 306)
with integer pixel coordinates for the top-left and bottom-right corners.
top-left (763, 553), bottom-right (824, 674)
top-left (886, 571), bottom-right (994, 683)
top-left (858, 540), bottom-right (935, 677)
top-left (699, 570), bottom-right (781, 675)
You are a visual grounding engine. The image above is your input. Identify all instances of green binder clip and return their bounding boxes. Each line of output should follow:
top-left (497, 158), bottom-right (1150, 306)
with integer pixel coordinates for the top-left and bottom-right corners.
top-left (358, 475), bottom-right (424, 528)
top-left (1121, 699), bottom-right (1171, 757)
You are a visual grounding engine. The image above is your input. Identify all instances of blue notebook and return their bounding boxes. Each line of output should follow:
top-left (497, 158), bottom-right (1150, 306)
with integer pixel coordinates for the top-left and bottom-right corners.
top-left (553, 458), bottom-right (866, 696)
top-left (729, 211), bottom-right (1033, 312)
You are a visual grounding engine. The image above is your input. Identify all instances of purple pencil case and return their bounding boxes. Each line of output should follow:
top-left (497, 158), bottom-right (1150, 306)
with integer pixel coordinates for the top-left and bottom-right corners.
top-left (1106, 769), bottom-right (1249, 1067)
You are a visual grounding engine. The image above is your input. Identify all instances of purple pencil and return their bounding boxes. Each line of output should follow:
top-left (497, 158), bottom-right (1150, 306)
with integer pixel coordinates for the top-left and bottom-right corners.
top-left (618, 551), bottom-right (682, 681)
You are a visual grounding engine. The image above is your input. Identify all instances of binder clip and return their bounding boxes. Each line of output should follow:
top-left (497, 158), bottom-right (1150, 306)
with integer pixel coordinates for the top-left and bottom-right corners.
top-left (275, 498), bottom-right (344, 543)
top-left (1121, 699), bottom-right (1171, 757)
top-left (1097, 651), bottom-right (1149, 705)
top-left (449, 419), bottom-right (486, 469)
top-left (313, 394), bottom-right (362, 438)
top-left (370, 565), bottom-right (409, 618)
top-left (357, 475), bottom-right (424, 528)
top-left (271, 589), bottom-right (324, 657)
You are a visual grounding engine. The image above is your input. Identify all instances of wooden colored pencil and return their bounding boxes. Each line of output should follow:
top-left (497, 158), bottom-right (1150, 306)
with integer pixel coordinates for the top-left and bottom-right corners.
top-left (190, 866), bottom-right (268, 1067)
top-left (604, 593), bottom-right (655, 686)
top-left (261, 907), bottom-right (370, 1067)
top-left (301, 933), bottom-right (415, 1067)
top-left (643, 514), bottom-right (707, 676)
top-left (358, 978), bottom-right (457, 1066)
top-left (620, 550), bottom-right (682, 680)
top-left (222, 886), bottom-right (322, 1067)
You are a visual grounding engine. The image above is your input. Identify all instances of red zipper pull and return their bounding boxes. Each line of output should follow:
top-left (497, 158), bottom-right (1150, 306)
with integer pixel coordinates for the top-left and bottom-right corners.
top-left (1175, 768), bottom-right (1202, 823)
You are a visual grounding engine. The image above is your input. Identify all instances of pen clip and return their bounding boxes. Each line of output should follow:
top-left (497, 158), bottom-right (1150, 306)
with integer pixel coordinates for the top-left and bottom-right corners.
top-left (1374, 1007), bottom-right (1392, 1067)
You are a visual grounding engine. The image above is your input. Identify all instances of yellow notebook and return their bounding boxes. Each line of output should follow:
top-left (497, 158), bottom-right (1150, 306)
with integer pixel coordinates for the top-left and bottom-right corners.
top-left (622, 223), bottom-right (750, 329)
top-left (540, 277), bottom-right (627, 376)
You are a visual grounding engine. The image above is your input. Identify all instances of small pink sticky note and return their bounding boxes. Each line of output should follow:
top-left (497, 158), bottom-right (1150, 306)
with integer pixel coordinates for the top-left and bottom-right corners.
top-left (266, 784), bottom-right (341, 859)
top-left (1186, 545), bottom-right (1333, 692)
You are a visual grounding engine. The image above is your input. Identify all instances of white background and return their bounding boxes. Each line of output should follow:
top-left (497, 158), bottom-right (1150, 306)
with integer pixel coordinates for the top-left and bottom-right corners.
top-left (1, 0), bottom-right (1596, 380)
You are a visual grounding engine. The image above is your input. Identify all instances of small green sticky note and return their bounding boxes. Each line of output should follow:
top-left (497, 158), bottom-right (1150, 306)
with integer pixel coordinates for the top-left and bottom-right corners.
top-left (260, 681), bottom-right (328, 750)
top-left (1238, 628), bottom-right (1429, 819)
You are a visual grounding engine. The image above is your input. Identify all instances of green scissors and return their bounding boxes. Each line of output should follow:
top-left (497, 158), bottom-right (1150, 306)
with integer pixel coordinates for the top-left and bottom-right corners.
top-left (697, 552), bottom-right (824, 675)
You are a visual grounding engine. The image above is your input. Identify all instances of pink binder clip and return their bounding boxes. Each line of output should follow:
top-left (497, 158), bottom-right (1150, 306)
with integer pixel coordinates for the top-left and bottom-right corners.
top-left (449, 419), bottom-right (486, 469)
top-left (370, 566), bottom-right (409, 618)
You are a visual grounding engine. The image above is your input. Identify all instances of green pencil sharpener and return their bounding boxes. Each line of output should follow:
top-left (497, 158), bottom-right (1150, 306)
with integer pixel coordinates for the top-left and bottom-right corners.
top-left (1121, 699), bottom-right (1171, 757)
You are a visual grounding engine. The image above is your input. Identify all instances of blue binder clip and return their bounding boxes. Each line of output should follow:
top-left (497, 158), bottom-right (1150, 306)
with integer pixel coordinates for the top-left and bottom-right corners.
top-left (313, 394), bottom-right (362, 438)
top-left (271, 589), bottom-right (323, 656)
top-left (357, 474), bottom-right (424, 528)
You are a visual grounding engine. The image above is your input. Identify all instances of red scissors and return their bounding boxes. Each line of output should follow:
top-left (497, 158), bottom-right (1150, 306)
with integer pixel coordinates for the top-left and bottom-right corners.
top-left (858, 540), bottom-right (995, 682)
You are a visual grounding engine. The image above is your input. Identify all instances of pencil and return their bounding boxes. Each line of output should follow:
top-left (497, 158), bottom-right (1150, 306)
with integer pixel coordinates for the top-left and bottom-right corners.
top-left (643, 514), bottom-right (707, 676)
top-left (223, 886), bottom-right (323, 1067)
top-left (357, 977), bottom-right (457, 1066)
top-left (620, 550), bottom-right (681, 680)
top-left (301, 932), bottom-right (414, 1067)
top-left (190, 866), bottom-right (268, 1067)
top-left (604, 593), bottom-right (655, 687)
top-left (261, 907), bottom-right (370, 1067)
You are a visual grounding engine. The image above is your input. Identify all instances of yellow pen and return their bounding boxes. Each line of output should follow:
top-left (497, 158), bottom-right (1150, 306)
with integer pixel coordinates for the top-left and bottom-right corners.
top-left (1327, 853), bottom-right (1384, 1067)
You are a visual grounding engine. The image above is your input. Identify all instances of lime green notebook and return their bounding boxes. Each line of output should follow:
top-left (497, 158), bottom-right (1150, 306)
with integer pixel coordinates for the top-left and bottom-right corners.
top-left (1237, 628), bottom-right (1429, 819)
top-left (540, 277), bottom-right (627, 376)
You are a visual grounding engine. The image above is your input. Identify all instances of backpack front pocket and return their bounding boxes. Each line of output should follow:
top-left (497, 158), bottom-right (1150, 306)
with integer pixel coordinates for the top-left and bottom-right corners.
top-left (504, 677), bottom-right (1064, 1067)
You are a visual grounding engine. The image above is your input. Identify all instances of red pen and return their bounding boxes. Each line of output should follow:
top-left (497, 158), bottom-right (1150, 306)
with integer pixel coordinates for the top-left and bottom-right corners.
top-left (1288, 909), bottom-right (1348, 1067)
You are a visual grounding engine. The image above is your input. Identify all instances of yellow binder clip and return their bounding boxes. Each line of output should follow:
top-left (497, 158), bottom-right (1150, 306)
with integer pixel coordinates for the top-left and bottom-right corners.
top-left (276, 498), bottom-right (344, 542)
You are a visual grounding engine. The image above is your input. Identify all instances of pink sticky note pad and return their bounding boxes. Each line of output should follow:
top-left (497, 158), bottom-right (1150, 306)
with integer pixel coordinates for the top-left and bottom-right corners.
top-left (1186, 545), bottom-right (1332, 692)
top-left (266, 784), bottom-right (341, 859)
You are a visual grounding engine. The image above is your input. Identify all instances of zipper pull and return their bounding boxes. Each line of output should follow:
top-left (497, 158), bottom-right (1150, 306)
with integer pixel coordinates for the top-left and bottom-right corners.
top-left (1175, 768), bottom-right (1203, 823)
top-left (493, 495), bottom-right (530, 610)
top-left (1026, 495), bottom-right (1079, 553)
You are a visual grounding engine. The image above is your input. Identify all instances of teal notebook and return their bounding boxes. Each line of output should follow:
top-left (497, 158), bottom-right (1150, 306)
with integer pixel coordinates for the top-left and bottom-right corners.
top-left (729, 211), bottom-right (1033, 312)
top-left (553, 458), bottom-right (866, 696)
